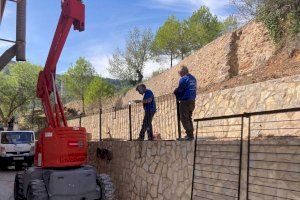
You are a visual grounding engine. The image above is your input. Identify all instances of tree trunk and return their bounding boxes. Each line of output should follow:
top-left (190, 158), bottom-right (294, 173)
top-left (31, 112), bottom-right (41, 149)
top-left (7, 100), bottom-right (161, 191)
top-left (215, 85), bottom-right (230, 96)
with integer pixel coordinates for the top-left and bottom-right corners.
top-left (2, 117), bottom-right (8, 128)
top-left (31, 101), bottom-right (36, 129)
top-left (170, 53), bottom-right (173, 68)
top-left (137, 70), bottom-right (144, 84)
top-left (82, 96), bottom-right (85, 115)
top-left (99, 100), bottom-right (102, 110)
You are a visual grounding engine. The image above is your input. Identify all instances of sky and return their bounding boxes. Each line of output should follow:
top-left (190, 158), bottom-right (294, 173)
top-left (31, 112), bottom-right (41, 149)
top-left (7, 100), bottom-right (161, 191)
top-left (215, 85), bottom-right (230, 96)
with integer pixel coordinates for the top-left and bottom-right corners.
top-left (0, 0), bottom-right (235, 78)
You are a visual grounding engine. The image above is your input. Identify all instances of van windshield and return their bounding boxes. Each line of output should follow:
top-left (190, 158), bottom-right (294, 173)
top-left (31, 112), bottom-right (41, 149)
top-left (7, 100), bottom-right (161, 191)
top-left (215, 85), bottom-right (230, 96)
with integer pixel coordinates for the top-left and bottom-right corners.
top-left (1, 132), bottom-right (34, 144)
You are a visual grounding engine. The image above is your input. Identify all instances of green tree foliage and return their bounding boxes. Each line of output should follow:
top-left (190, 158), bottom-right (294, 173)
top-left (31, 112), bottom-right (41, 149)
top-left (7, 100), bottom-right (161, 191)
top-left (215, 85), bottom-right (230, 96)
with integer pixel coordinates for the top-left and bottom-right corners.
top-left (152, 7), bottom-right (223, 67)
top-left (108, 28), bottom-right (153, 85)
top-left (186, 6), bottom-right (222, 50)
top-left (0, 62), bottom-right (41, 126)
top-left (62, 57), bottom-right (96, 114)
top-left (85, 76), bottom-right (115, 107)
top-left (152, 16), bottom-right (181, 67)
top-left (222, 15), bottom-right (239, 33)
top-left (232, 0), bottom-right (300, 43)
top-left (257, 0), bottom-right (300, 43)
top-left (178, 22), bottom-right (192, 60)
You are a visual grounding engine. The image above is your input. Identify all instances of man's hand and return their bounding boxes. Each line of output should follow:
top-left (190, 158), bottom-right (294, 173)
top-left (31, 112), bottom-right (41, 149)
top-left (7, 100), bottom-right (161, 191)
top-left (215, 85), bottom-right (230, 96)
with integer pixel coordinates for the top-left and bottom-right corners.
top-left (133, 100), bottom-right (143, 103)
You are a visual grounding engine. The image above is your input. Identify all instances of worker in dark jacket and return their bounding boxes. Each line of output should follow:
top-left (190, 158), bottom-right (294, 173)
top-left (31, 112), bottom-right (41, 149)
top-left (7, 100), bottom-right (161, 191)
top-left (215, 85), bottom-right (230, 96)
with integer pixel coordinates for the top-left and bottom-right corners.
top-left (174, 66), bottom-right (197, 140)
top-left (134, 84), bottom-right (156, 140)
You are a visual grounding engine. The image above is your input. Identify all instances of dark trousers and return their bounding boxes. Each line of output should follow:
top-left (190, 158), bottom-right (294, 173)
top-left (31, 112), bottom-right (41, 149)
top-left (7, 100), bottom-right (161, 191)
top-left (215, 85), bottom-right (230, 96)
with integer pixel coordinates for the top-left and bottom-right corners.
top-left (139, 111), bottom-right (155, 140)
top-left (179, 100), bottom-right (195, 138)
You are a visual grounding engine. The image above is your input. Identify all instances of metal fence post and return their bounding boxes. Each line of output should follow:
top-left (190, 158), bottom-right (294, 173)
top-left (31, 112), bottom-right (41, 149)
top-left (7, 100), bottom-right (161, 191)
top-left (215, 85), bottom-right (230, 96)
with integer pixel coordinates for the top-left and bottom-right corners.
top-left (190, 121), bottom-right (198, 200)
top-left (99, 108), bottom-right (102, 141)
top-left (79, 114), bottom-right (82, 127)
top-left (246, 116), bottom-right (251, 200)
top-left (237, 116), bottom-right (244, 200)
top-left (113, 107), bottom-right (116, 119)
top-left (129, 104), bottom-right (132, 141)
top-left (176, 100), bottom-right (182, 139)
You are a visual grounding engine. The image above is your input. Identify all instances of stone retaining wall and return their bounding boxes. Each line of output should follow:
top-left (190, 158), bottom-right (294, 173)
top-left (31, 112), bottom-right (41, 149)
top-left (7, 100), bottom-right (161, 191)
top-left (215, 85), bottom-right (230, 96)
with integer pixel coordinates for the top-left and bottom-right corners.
top-left (69, 75), bottom-right (300, 140)
top-left (88, 136), bottom-right (300, 200)
top-left (88, 141), bottom-right (194, 200)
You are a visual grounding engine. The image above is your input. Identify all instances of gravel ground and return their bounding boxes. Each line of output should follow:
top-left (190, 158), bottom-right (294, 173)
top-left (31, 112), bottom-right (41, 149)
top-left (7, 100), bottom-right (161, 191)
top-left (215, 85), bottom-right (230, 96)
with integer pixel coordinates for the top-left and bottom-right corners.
top-left (0, 168), bottom-right (18, 200)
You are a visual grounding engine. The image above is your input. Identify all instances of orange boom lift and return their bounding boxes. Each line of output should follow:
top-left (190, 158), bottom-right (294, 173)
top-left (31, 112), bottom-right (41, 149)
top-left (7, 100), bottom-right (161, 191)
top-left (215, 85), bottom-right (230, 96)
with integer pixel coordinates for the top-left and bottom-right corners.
top-left (14, 1), bottom-right (115, 199)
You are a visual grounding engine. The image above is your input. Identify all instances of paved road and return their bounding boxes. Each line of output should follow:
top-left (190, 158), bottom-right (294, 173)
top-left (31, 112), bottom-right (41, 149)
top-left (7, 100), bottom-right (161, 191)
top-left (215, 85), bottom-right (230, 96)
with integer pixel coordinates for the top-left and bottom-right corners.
top-left (0, 168), bottom-right (18, 200)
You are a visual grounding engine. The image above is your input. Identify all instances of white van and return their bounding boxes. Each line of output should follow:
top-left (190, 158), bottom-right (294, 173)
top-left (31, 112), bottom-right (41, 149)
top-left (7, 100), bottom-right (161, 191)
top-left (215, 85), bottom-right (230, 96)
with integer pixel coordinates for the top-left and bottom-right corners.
top-left (0, 131), bottom-right (35, 169)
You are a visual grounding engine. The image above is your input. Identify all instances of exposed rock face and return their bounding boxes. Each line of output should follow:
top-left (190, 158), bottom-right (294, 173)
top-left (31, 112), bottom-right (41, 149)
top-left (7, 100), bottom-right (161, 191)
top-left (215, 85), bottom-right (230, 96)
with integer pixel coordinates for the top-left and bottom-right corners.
top-left (120, 22), bottom-right (276, 105)
top-left (67, 22), bottom-right (299, 113)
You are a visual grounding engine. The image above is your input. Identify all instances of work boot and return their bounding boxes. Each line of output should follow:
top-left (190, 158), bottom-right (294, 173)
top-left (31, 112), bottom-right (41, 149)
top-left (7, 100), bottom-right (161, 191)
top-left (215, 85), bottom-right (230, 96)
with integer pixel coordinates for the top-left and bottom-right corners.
top-left (135, 137), bottom-right (144, 141)
top-left (177, 136), bottom-right (194, 141)
top-left (185, 136), bottom-right (194, 141)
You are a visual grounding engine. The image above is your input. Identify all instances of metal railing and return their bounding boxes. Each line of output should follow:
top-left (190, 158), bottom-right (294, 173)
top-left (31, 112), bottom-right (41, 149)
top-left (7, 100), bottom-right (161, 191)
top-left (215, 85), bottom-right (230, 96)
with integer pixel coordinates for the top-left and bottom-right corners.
top-left (74, 94), bottom-right (182, 141)
top-left (192, 107), bottom-right (300, 200)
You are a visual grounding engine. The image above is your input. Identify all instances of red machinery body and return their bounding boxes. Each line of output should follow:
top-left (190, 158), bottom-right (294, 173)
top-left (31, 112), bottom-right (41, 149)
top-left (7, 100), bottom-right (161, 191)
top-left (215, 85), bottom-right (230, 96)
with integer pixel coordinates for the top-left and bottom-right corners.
top-left (34, 127), bottom-right (87, 168)
top-left (34, 0), bottom-right (87, 168)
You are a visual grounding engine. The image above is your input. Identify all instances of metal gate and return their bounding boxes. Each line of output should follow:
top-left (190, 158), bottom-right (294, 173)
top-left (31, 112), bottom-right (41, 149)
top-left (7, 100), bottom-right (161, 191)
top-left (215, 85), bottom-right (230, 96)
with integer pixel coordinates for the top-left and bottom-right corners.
top-left (192, 108), bottom-right (300, 200)
top-left (191, 115), bottom-right (244, 200)
top-left (246, 109), bottom-right (300, 200)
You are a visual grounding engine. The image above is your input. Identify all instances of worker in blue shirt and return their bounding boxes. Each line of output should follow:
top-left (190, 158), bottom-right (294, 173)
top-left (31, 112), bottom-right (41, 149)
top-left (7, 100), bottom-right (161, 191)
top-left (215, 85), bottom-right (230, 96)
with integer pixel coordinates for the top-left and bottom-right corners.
top-left (134, 84), bottom-right (156, 140)
top-left (174, 66), bottom-right (197, 140)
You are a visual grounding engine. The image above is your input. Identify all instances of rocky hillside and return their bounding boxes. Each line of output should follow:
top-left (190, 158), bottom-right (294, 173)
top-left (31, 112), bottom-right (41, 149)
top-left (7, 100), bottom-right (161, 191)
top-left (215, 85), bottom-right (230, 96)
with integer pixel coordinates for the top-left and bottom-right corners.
top-left (120, 22), bottom-right (299, 104)
top-left (68, 21), bottom-right (300, 113)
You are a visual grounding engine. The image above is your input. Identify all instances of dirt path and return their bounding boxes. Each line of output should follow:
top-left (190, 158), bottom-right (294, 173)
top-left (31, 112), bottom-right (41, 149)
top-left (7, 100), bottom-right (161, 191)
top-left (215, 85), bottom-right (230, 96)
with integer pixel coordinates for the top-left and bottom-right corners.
top-left (0, 169), bottom-right (18, 200)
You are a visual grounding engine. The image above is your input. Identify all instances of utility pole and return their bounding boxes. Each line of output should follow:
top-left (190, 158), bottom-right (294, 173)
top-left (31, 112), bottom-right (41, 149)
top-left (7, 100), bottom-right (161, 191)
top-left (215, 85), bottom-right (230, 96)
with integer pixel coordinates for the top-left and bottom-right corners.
top-left (0, 0), bottom-right (26, 71)
top-left (0, 0), bottom-right (6, 24)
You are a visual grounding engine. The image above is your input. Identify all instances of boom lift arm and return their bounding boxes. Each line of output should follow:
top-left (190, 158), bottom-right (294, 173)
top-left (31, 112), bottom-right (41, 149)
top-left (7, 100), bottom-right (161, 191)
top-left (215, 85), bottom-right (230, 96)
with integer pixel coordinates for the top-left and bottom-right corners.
top-left (34, 0), bottom-right (87, 168)
top-left (37, 0), bottom-right (85, 128)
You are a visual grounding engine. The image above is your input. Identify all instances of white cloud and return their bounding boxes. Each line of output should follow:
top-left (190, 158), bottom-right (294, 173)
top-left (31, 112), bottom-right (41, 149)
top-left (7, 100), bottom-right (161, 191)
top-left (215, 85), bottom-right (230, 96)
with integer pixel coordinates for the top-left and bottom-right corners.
top-left (83, 42), bottom-right (181, 79)
top-left (144, 60), bottom-right (164, 78)
top-left (143, 57), bottom-right (179, 78)
top-left (86, 47), bottom-right (164, 79)
top-left (90, 54), bottom-right (111, 78)
top-left (82, 43), bottom-right (112, 78)
top-left (146, 0), bottom-right (232, 18)
top-left (0, 42), bottom-right (13, 55)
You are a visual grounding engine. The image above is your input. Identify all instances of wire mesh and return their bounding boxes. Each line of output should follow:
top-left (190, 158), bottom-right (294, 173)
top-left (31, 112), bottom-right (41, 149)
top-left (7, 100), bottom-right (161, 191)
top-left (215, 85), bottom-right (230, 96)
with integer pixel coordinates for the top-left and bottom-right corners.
top-left (95, 94), bottom-right (180, 140)
top-left (101, 106), bottom-right (130, 140)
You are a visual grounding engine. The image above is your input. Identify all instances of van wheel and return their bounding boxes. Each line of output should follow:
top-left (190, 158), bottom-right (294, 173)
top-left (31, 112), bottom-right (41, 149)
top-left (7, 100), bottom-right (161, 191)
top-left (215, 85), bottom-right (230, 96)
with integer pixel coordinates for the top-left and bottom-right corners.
top-left (15, 163), bottom-right (23, 170)
top-left (26, 180), bottom-right (48, 200)
top-left (27, 161), bottom-right (33, 167)
top-left (14, 173), bottom-right (25, 200)
top-left (0, 164), bottom-right (6, 170)
top-left (0, 160), bottom-right (7, 170)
